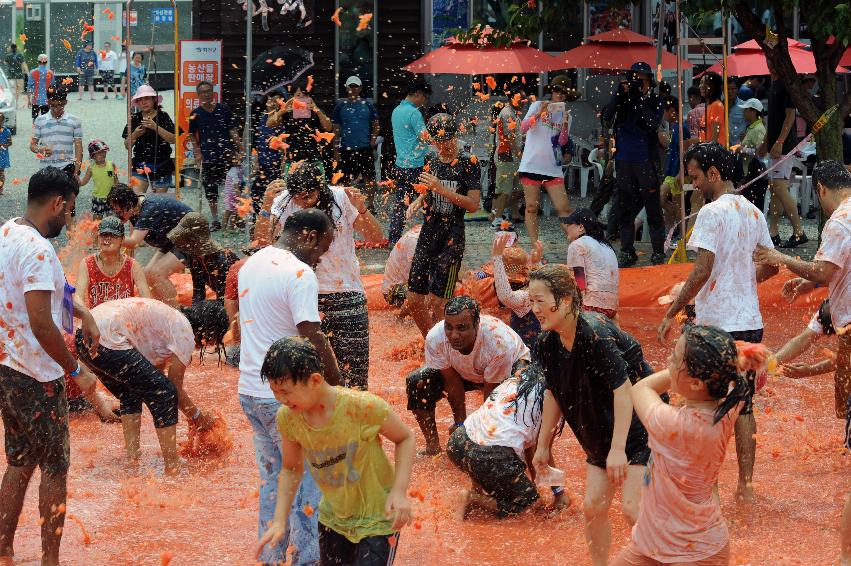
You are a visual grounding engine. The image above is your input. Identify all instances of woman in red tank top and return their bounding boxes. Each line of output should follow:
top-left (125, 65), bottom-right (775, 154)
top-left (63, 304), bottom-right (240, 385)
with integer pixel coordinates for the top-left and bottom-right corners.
top-left (68, 217), bottom-right (150, 406)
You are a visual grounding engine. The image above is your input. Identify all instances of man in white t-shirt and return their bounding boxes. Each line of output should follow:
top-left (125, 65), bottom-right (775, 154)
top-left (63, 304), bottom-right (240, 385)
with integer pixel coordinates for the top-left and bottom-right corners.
top-left (382, 223), bottom-right (421, 308)
top-left (754, 160), bottom-right (850, 418)
top-left (406, 296), bottom-right (531, 455)
top-left (237, 208), bottom-right (340, 566)
top-left (659, 142), bottom-right (778, 503)
top-left (97, 41), bottom-right (118, 99)
top-left (752, 159), bottom-right (851, 563)
top-left (0, 167), bottom-right (116, 566)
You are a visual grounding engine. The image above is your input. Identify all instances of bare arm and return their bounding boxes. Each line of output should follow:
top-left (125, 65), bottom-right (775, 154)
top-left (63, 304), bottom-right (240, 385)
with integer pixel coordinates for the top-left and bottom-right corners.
top-left (225, 298), bottom-right (240, 341)
top-left (130, 259), bottom-right (151, 298)
top-left (775, 327), bottom-right (821, 365)
top-left (606, 380), bottom-right (635, 486)
top-left (482, 381), bottom-right (498, 401)
top-left (379, 411), bottom-right (415, 530)
top-left (664, 248), bottom-right (713, 320)
top-left (76, 259), bottom-right (91, 308)
top-left (531, 390), bottom-right (562, 469)
top-left (121, 228), bottom-right (148, 249)
top-left (229, 128), bottom-right (243, 153)
top-left (754, 246), bottom-right (839, 286)
top-left (74, 139), bottom-right (83, 175)
top-left (440, 367), bottom-right (468, 424)
top-left (79, 168), bottom-right (93, 187)
top-left (314, 106), bottom-right (332, 131)
top-left (756, 262), bottom-right (779, 283)
top-left (26, 290), bottom-right (77, 373)
top-left (297, 320), bottom-right (342, 386)
top-left (353, 210), bottom-right (384, 243)
top-left (630, 369), bottom-right (670, 423)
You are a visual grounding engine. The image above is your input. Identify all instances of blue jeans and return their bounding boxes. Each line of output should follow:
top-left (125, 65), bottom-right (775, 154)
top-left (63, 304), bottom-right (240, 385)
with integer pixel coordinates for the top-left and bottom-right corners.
top-left (240, 394), bottom-right (321, 565)
top-left (388, 165), bottom-right (422, 244)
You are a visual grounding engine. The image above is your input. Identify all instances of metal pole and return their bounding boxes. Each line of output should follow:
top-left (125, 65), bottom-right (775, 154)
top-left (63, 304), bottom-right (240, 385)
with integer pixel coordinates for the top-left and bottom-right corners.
top-left (126, 0), bottom-right (133, 184)
top-left (675, 0), bottom-right (686, 260)
top-left (173, 1), bottom-right (180, 197)
top-left (243, 0), bottom-right (252, 228)
top-left (721, 7), bottom-right (730, 148)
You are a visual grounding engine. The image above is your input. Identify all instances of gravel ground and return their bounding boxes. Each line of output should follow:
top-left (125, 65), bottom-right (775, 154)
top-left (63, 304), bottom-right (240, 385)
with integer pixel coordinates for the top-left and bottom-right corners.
top-left (0, 90), bottom-right (822, 273)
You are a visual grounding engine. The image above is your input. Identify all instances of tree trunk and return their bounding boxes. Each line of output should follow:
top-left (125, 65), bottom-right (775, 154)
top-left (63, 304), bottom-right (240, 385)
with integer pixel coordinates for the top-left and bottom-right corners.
top-left (814, 117), bottom-right (843, 162)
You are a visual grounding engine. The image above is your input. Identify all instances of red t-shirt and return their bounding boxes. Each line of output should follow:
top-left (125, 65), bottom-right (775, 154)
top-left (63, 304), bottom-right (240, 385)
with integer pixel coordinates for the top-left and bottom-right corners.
top-left (225, 257), bottom-right (249, 301)
top-left (85, 255), bottom-right (136, 308)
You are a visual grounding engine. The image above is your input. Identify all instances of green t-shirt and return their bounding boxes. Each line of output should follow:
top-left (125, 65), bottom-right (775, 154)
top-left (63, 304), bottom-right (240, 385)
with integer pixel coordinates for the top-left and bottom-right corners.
top-left (277, 387), bottom-right (394, 543)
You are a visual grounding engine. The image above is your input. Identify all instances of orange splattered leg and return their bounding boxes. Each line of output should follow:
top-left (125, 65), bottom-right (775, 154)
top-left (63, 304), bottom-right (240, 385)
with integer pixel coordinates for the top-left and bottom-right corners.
top-left (0, 464), bottom-right (35, 562)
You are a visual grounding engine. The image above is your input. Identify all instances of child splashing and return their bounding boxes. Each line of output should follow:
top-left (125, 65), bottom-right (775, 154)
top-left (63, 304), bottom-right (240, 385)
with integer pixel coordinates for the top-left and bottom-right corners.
top-left (447, 364), bottom-right (569, 517)
top-left (491, 232), bottom-right (543, 352)
top-left (612, 325), bottom-right (774, 566)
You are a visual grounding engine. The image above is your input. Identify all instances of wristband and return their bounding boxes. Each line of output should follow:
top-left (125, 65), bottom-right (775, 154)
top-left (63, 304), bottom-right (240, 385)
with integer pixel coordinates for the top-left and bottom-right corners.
top-left (357, 207), bottom-right (368, 215)
top-left (69, 363), bottom-right (81, 378)
top-left (454, 421), bottom-right (465, 428)
top-left (259, 210), bottom-right (271, 218)
top-left (190, 408), bottom-right (201, 421)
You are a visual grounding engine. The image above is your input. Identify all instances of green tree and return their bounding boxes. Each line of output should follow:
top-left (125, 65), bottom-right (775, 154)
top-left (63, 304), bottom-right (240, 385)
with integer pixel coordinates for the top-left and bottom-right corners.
top-left (460, 0), bottom-right (851, 161)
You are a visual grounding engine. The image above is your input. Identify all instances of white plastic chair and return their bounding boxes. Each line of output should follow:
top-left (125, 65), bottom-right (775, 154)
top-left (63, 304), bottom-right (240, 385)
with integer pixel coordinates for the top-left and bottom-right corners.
top-left (566, 140), bottom-right (599, 198)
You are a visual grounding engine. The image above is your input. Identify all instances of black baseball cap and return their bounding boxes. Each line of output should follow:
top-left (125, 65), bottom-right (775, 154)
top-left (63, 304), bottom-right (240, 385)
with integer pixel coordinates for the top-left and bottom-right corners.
top-left (561, 208), bottom-right (597, 226)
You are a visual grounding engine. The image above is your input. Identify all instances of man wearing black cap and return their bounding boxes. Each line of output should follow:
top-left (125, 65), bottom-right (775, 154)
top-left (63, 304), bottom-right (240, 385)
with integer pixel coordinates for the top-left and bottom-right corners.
top-left (404, 113), bottom-right (481, 337)
top-left (602, 61), bottom-right (666, 267)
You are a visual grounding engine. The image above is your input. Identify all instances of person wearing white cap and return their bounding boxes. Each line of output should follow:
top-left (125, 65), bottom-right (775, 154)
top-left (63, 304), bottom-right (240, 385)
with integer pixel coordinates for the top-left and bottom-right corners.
top-left (331, 75), bottom-right (380, 210)
top-left (739, 98), bottom-right (766, 161)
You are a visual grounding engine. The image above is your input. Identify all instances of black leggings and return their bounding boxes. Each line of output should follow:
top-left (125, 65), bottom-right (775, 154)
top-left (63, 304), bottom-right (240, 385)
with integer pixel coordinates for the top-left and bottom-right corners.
top-left (319, 523), bottom-right (399, 566)
top-left (75, 330), bottom-right (178, 428)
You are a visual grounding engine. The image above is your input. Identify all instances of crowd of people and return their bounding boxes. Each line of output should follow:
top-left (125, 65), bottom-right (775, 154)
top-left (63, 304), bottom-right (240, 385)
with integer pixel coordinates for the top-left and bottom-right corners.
top-left (0, 53), bottom-right (848, 566)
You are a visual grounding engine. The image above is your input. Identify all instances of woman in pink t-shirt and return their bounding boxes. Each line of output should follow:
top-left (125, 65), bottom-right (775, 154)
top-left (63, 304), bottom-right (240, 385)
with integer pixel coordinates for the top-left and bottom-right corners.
top-left (613, 325), bottom-right (770, 566)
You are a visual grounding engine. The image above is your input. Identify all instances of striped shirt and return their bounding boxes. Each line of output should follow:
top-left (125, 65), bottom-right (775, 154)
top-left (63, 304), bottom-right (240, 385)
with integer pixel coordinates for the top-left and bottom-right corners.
top-left (33, 111), bottom-right (82, 169)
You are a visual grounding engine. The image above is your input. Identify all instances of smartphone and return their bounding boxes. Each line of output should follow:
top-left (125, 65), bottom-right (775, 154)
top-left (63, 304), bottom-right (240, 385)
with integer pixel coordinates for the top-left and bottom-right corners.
top-left (293, 97), bottom-right (312, 119)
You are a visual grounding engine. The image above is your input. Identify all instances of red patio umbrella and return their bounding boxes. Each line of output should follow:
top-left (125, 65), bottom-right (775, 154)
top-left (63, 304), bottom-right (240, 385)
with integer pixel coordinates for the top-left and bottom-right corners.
top-left (698, 46), bottom-right (846, 77)
top-left (558, 29), bottom-right (692, 71)
top-left (734, 38), bottom-right (808, 51)
top-left (402, 27), bottom-right (564, 74)
top-left (840, 47), bottom-right (851, 68)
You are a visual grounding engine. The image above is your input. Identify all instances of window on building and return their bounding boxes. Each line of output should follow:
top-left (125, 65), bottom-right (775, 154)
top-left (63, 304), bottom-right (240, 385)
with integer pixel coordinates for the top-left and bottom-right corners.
top-left (336, 0), bottom-right (375, 99)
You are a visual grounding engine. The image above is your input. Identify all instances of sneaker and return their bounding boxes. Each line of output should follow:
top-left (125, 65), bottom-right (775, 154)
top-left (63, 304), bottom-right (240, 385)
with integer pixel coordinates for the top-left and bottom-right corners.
top-left (210, 220), bottom-right (222, 232)
top-left (103, 95), bottom-right (109, 99)
top-left (617, 249), bottom-right (638, 268)
top-left (651, 252), bottom-right (667, 265)
top-left (770, 234), bottom-right (781, 247)
top-left (116, 95), bottom-right (124, 100)
top-left (780, 233), bottom-right (809, 248)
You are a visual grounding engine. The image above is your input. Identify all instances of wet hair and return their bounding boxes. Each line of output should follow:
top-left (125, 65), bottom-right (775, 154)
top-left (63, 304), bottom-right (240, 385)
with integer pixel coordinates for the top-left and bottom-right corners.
top-left (818, 299), bottom-right (835, 335)
top-left (687, 85), bottom-right (703, 101)
top-left (278, 162), bottom-right (342, 228)
top-left (9, 43), bottom-right (16, 52)
top-left (444, 295), bottom-right (480, 325)
top-left (681, 325), bottom-right (748, 424)
top-left (107, 183), bottom-right (140, 212)
top-left (702, 72), bottom-right (723, 103)
top-left (664, 95), bottom-right (679, 111)
top-left (261, 336), bottom-right (324, 384)
top-left (181, 300), bottom-right (229, 363)
top-left (281, 207), bottom-right (334, 239)
top-left (567, 208), bottom-right (610, 248)
top-left (812, 160), bottom-right (851, 192)
top-left (511, 364), bottom-right (547, 428)
top-left (683, 142), bottom-right (735, 182)
top-left (28, 166), bottom-right (78, 204)
top-left (405, 79), bottom-right (432, 97)
top-left (528, 264), bottom-right (583, 316)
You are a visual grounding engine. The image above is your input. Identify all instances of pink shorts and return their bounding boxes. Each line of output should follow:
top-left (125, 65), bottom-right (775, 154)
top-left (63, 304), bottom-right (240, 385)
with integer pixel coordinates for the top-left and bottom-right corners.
top-left (519, 172), bottom-right (563, 188)
top-left (610, 542), bottom-right (730, 566)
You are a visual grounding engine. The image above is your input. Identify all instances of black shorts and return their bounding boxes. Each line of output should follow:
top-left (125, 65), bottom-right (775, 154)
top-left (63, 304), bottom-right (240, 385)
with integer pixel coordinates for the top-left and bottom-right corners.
top-left (728, 328), bottom-right (764, 415)
top-left (201, 159), bottom-right (230, 202)
top-left (318, 523), bottom-right (399, 566)
top-left (100, 70), bottom-right (115, 84)
top-left (447, 425), bottom-right (539, 515)
top-left (91, 197), bottom-right (111, 217)
top-left (75, 330), bottom-right (178, 428)
top-left (0, 364), bottom-right (70, 475)
top-left (406, 360), bottom-right (529, 412)
top-left (407, 223), bottom-right (464, 299)
top-left (406, 367), bottom-right (482, 412)
top-left (339, 147), bottom-right (375, 181)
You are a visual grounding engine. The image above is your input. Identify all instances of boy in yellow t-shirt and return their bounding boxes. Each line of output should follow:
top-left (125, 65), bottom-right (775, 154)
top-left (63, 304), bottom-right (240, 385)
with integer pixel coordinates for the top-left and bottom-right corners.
top-left (80, 140), bottom-right (117, 219)
top-left (256, 337), bottom-right (415, 564)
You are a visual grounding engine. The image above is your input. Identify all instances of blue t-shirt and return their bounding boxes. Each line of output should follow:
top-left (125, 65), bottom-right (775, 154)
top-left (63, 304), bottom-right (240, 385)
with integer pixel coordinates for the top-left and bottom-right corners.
top-left (0, 127), bottom-right (10, 169)
top-left (75, 50), bottom-right (98, 77)
top-left (728, 98), bottom-right (747, 144)
top-left (664, 122), bottom-right (691, 177)
top-left (189, 103), bottom-right (238, 162)
top-left (131, 195), bottom-right (192, 252)
top-left (129, 64), bottom-right (147, 96)
top-left (332, 97), bottom-right (378, 150)
top-left (255, 120), bottom-right (284, 171)
top-left (391, 100), bottom-right (428, 169)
